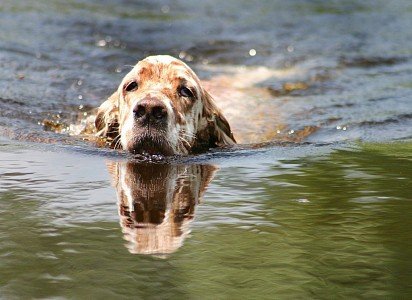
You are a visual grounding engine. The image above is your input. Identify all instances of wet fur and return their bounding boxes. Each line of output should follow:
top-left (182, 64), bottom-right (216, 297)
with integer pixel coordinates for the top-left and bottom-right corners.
top-left (95, 55), bottom-right (236, 155)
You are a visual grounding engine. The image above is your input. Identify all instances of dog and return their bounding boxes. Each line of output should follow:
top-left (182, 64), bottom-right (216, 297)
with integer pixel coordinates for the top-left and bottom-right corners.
top-left (95, 55), bottom-right (236, 155)
top-left (107, 161), bottom-right (217, 255)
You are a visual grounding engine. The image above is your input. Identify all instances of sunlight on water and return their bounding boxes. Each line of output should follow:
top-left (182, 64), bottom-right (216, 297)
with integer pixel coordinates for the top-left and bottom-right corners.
top-left (1, 0), bottom-right (412, 298)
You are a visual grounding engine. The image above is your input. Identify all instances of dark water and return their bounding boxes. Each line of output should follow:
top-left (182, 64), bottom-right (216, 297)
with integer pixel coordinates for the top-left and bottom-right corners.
top-left (1, 0), bottom-right (412, 298)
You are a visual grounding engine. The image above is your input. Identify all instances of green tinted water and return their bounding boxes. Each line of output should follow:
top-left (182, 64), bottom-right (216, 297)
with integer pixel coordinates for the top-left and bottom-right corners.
top-left (1, 0), bottom-right (412, 298)
top-left (1, 140), bottom-right (411, 298)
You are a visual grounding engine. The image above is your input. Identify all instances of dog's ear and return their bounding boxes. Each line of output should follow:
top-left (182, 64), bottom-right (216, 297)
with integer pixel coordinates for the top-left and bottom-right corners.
top-left (95, 91), bottom-right (120, 140)
top-left (211, 109), bottom-right (236, 146)
top-left (200, 91), bottom-right (236, 148)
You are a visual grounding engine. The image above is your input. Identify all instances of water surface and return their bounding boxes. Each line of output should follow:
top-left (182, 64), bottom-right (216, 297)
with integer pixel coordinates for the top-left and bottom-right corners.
top-left (1, 140), bottom-right (411, 298)
top-left (1, 0), bottom-right (412, 298)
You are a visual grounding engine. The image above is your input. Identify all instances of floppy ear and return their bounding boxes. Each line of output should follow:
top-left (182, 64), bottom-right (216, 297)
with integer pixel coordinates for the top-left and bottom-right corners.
top-left (200, 90), bottom-right (236, 148)
top-left (95, 91), bottom-right (120, 141)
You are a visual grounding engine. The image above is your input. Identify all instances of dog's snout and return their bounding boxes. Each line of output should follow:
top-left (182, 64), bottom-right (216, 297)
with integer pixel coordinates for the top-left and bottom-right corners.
top-left (133, 99), bottom-right (168, 122)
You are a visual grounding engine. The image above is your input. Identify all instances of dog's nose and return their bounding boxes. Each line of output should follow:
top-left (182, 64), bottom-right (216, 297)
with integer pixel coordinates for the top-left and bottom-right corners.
top-left (133, 99), bottom-right (168, 121)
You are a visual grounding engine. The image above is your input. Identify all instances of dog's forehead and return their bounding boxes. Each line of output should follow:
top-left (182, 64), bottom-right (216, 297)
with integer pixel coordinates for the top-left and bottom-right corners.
top-left (129, 55), bottom-right (199, 84)
top-left (142, 55), bottom-right (183, 66)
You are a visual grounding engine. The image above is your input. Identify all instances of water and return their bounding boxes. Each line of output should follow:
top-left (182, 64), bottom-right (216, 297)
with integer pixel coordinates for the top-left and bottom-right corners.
top-left (1, 0), bottom-right (412, 298)
top-left (1, 140), bottom-right (411, 298)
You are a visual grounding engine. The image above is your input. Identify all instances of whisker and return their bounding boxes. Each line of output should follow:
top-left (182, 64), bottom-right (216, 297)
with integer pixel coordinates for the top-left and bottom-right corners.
top-left (112, 134), bottom-right (122, 149)
top-left (178, 135), bottom-right (192, 148)
top-left (106, 129), bottom-right (119, 134)
top-left (181, 133), bottom-right (196, 139)
top-left (179, 130), bottom-right (197, 140)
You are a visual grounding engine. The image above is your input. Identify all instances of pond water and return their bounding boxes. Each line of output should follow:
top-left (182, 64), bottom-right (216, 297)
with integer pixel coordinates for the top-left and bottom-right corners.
top-left (0, 0), bottom-right (412, 298)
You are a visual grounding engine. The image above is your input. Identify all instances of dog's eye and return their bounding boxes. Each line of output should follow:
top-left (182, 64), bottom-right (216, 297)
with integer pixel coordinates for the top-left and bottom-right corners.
top-left (178, 86), bottom-right (194, 98)
top-left (125, 81), bottom-right (138, 92)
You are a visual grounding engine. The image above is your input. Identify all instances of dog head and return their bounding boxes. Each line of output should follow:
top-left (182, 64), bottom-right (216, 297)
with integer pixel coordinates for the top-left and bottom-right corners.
top-left (95, 55), bottom-right (235, 155)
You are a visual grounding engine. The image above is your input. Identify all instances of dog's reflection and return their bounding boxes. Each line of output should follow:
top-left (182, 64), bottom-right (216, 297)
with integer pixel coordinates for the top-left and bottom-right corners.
top-left (107, 161), bottom-right (217, 255)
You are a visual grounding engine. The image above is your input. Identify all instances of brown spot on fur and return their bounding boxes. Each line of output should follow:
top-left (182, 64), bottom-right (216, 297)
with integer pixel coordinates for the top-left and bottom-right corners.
top-left (95, 55), bottom-right (235, 155)
top-left (200, 90), bottom-right (236, 144)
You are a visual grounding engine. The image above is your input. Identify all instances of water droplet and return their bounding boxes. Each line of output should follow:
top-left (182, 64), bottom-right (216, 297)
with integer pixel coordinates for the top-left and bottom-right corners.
top-left (276, 130), bottom-right (281, 134)
top-left (342, 126), bottom-right (347, 131)
top-left (83, 112), bottom-right (88, 116)
top-left (77, 80), bottom-right (83, 86)
top-left (288, 129), bottom-right (295, 134)
top-left (336, 125), bottom-right (341, 130)
top-left (287, 45), bottom-right (294, 52)
top-left (179, 51), bottom-right (186, 59)
top-left (79, 105), bottom-right (84, 110)
top-left (161, 5), bottom-right (170, 13)
top-left (97, 40), bottom-right (106, 47)
top-left (78, 95), bottom-right (83, 100)
top-left (249, 49), bottom-right (257, 56)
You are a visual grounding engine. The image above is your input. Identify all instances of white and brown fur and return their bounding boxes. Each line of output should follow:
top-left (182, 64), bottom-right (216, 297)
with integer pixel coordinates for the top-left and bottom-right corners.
top-left (95, 55), bottom-right (236, 155)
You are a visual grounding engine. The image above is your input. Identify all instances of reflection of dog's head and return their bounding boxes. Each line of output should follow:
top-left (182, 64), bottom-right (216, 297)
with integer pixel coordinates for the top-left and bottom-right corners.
top-left (107, 161), bottom-right (217, 255)
top-left (95, 55), bottom-right (236, 155)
